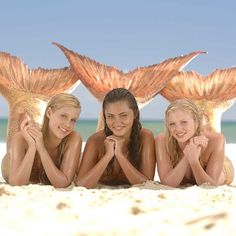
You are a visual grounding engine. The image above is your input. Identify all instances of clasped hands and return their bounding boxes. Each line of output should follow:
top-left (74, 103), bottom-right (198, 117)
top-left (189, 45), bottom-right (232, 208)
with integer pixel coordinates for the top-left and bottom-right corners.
top-left (104, 135), bottom-right (127, 160)
top-left (20, 114), bottom-right (44, 150)
top-left (183, 135), bottom-right (208, 164)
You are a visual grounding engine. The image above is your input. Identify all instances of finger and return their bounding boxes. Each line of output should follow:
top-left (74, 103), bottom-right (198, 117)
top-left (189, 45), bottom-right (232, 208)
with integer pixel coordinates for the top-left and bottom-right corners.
top-left (27, 125), bottom-right (40, 133)
top-left (20, 116), bottom-right (29, 130)
top-left (190, 138), bottom-right (194, 145)
top-left (107, 135), bottom-right (115, 139)
top-left (27, 130), bottom-right (37, 139)
top-left (106, 137), bottom-right (117, 143)
top-left (27, 128), bottom-right (41, 138)
top-left (25, 123), bottom-right (36, 130)
top-left (192, 137), bottom-right (197, 145)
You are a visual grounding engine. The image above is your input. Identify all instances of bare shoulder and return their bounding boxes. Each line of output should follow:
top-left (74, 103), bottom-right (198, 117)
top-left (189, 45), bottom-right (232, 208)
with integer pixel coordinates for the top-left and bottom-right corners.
top-left (84, 130), bottom-right (106, 148)
top-left (67, 131), bottom-right (82, 143)
top-left (203, 130), bottom-right (225, 150)
top-left (155, 132), bottom-right (166, 144)
top-left (140, 128), bottom-right (154, 138)
top-left (204, 130), bottom-right (225, 143)
top-left (140, 128), bottom-right (154, 143)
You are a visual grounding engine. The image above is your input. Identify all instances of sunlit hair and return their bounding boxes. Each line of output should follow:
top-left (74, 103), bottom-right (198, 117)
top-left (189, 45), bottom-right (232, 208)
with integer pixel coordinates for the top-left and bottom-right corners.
top-left (164, 99), bottom-right (202, 167)
top-left (102, 88), bottom-right (142, 171)
top-left (40, 93), bottom-right (81, 184)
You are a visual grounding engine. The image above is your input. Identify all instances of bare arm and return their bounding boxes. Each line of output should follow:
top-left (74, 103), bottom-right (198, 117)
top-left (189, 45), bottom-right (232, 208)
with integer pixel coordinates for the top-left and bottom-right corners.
top-left (109, 129), bottom-right (156, 185)
top-left (75, 133), bottom-right (114, 188)
top-left (139, 129), bottom-right (156, 180)
top-left (30, 128), bottom-right (82, 188)
top-left (187, 134), bottom-right (225, 185)
top-left (155, 133), bottom-right (189, 187)
top-left (8, 134), bottom-right (36, 186)
top-left (8, 116), bottom-right (37, 186)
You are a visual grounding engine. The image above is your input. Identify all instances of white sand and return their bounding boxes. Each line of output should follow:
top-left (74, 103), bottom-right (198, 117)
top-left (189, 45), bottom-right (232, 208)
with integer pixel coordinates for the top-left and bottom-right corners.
top-left (0, 142), bottom-right (236, 235)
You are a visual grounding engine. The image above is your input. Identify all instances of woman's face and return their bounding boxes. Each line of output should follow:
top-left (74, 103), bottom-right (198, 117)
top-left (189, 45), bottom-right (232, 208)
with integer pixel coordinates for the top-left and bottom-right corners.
top-left (104, 100), bottom-right (135, 138)
top-left (47, 105), bottom-right (80, 139)
top-left (167, 108), bottom-right (197, 144)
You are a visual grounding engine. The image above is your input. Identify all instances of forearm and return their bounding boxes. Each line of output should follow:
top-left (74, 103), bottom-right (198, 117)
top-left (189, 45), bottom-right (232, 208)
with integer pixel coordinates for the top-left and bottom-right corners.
top-left (116, 155), bottom-right (149, 185)
top-left (190, 162), bottom-right (218, 186)
top-left (161, 158), bottom-right (189, 187)
top-left (9, 147), bottom-right (36, 186)
top-left (76, 155), bottom-right (112, 188)
top-left (37, 147), bottom-right (71, 188)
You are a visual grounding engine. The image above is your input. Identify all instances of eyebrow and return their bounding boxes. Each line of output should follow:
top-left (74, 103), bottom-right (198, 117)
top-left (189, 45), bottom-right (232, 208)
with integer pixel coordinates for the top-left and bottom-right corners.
top-left (61, 112), bottom-right (78, 119)
top-left (106, 111), bottom-right (129, 115)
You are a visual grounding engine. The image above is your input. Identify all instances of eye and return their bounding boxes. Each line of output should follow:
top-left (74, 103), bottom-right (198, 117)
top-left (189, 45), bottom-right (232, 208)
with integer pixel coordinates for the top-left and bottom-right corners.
top-left (106, 114), bottom-right (113, 119)
top-left (71, 119), bottom-right (77, 123)
top-left (61, 114), bottom-right (67, 118)
top-left (169, 122), bottom-right (175, 127)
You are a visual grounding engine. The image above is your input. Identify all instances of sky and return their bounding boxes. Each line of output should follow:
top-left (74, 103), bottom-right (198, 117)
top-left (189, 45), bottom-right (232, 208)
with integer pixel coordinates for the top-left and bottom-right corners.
top-left (0, 0), bottom-right (236, 120)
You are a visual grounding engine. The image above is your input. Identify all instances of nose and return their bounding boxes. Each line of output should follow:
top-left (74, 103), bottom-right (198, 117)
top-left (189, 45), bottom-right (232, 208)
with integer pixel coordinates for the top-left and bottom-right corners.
top-left (174, 123), bottom-right (183, 131)
top-left (112, 117), bottom-right (122, 125)
top-left (64, 119), bottom-right (72, 128)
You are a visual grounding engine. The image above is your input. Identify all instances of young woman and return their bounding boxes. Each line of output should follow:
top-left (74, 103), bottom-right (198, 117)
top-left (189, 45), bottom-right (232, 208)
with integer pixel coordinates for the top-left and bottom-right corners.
top-left (2, 93), bottom-right (82, 187)
top-left (75, 88), bottom-right (156, 188)
top-left (155, 99), bottom-right (234, 187)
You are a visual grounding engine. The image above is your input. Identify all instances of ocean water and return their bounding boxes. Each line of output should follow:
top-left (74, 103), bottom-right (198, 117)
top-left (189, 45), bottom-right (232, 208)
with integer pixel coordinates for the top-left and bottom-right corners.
top-left (0, 118), bottom-right (235, 143)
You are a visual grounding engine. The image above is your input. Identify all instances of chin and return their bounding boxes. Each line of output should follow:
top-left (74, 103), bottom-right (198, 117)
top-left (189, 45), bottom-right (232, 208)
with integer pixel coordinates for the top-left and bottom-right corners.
top-left (175, 137), bottom-right (189, 143)
top-left (112, 131), bottom-right (126, 137)
top-left (56, 132), bottom-right (69, 139)
top-left (113, 133), bottom-right (124, 137)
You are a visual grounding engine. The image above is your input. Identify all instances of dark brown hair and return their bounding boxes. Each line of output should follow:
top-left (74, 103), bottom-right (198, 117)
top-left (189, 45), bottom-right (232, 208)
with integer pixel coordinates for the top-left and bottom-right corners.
top-left (102, 88), bottom-right (142, 171)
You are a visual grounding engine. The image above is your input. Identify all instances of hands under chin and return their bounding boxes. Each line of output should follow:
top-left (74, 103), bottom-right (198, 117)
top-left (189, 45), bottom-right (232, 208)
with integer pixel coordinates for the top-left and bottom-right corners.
top-left (193, 135), bottom-right (208, 149)
top-left (104, 138), bottom-right (115, 159)
top-left (105, 135), bottom-right (127, 158)
top-left (184, 138), bottom-right (202, 165)
top-left (27, 127), bottom-right (44, 151)
top-left (20, 115), bottom-right (37, 148)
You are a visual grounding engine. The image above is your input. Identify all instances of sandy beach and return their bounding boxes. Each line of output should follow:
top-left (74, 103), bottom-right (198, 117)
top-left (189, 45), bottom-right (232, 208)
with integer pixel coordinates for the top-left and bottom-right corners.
top-left (1, 143), bottom-right (236, 235)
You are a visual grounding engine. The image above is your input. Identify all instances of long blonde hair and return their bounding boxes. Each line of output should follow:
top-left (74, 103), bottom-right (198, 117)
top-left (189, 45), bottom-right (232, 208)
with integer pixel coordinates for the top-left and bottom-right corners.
top-left (164, 99), bottom-right (202, 167)
top-left (40, 93), bottom-right (81, 183)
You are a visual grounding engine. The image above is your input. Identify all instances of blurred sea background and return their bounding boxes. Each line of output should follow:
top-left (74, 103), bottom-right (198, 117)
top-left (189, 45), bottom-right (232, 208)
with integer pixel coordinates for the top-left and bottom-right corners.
top-left (0, 118), bottom-right (235, 143)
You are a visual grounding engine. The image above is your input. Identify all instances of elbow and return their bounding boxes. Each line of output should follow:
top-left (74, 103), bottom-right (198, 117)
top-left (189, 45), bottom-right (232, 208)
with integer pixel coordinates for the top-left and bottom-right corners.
top-left (162, 181), bottom-right (178, 188)
top-left (160, 177), bottom-right (178, 188)
top-left (53, 181), bottom-right (71, 188)
top-left (74, 178), bottom-right (90, 188)
top-left (8, 180), bottom-right (19, 186)
top-left (145, 170), bottom-right (155, 181)
top-left (145, 175), bottom-right (153, 181)
top-left (52, 176), bottom-right (73, 188)
top-left (8, 177), bottom-right (28, 187)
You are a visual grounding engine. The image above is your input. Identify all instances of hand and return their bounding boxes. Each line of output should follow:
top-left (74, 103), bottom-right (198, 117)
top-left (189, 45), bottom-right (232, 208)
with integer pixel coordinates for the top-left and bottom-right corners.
top-left (183, 138), bottom-right (201, 165)
top-left (106, 135), bottom-right (126, 158)
top-left (104, 138), bottom-right (115, 160)
top-left (27, 126), bottom-right (44, 151)
top-left (193, 135), bottom-right (208, 149)
top-left (20, 115), bottom-right (36, 148)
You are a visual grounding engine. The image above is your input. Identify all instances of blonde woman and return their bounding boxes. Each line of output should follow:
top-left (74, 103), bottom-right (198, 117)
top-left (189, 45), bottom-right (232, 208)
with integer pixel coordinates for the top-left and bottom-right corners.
top-left (155, 99), bottom-right (234, 187)
top-left (2, 93), bottom-right (82, 187)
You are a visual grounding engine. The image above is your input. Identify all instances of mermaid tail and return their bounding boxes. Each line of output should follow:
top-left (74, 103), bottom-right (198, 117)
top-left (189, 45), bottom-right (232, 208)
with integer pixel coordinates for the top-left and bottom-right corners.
top-left (160, 68), bottom-right (236, 132)
top-left (53, 42), bottom-right (205, 129)
top-left (0, 52), bottom-right (80, 149)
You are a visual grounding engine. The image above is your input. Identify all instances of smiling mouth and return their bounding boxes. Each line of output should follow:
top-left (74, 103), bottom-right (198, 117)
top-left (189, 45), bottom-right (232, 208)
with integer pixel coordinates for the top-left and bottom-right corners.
top-left (176, 133), bottom-right (185, 138)
top-left (113, 126), bottom-right (123, 131)
top-left (59, 127), bottom-right (69, 133)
